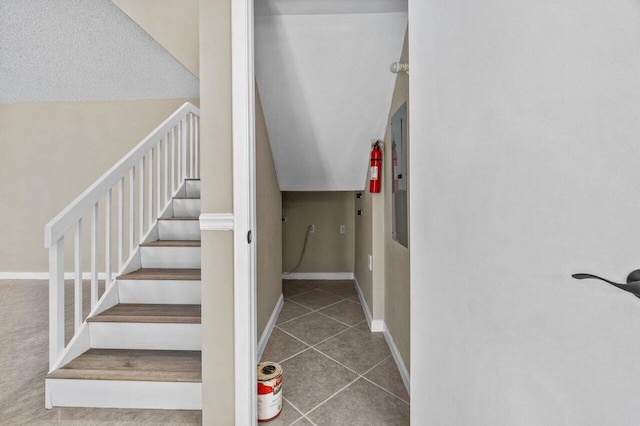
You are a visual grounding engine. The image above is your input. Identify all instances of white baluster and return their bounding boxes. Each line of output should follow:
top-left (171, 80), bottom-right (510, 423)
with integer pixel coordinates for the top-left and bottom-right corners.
top-left (190, 113), bottom-right (194, 177)
top-left (118, 178), bottom-right (124, 270)
top-left (139, 158), bottom-right (145, 241)
top-left (91, 203), bottom-right (98, 307)
top-left (74, 219), bottom-right (82, 333)
top-left (157, 143), bottom-right (161, 214)
top-left (149, 150), bottom-right (154, 227)
top-left (171, 127), bottom-right (176, 193)
top-left (195, 116), bottom-right (199, 178)
top-left (129, 167), bottom-right (135, 254)
top-left (181, 117), bottom-right (187, 182)
top-left (49, 237), bottom-right (65, 368)
top-left (105, 189), bottom-right (112, 286)
top-left (164, 134), bottom-right (169, 205)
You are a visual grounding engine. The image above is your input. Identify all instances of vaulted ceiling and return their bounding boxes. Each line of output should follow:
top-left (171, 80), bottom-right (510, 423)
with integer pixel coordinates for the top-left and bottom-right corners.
top-left (255, 0), bottom-right (407, 191)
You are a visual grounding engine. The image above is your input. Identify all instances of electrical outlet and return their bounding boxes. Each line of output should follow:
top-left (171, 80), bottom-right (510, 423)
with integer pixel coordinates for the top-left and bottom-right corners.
top-left (368, 254), bottom-right (373, 271)
top-left (340, 225), bottom-right (346, 234)
top-left (309, 224), bottom-right (315, 233)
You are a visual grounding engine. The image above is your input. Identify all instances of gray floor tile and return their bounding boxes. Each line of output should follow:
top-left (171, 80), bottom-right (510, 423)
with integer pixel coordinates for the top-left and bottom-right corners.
top-left (364, 357), bottom-right (410, 403)
top-left (316, 281), bottom-right (358, 299)
top-left (277, 300), bottom-right (313, 325)
top-left (315, 327), bottom-right (390, 374)
top-left (288, 290), bottom-right (343, 310)
top-left (318, 300), bottom-right (365, 326)
top-left (279, 313), bottom-right (348, 346)
top-left (264, 398), bottom-right (303, 425)
top-left (308, 378), bottom-right (409, 425)
top-left (291, 417), bottom-right (314, 425)
top-left (354, 320), bottom-right (371, 333)
top-left (283, 280), bottom-right (319, 298)
top-left (261, 328), bottom-right (309, 363)
top-left (280, 349), bottom-right (358, 414)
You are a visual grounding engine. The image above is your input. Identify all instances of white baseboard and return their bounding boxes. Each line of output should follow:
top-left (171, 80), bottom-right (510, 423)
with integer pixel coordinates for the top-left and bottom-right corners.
top-left (354, 276), bottom-right (383, 332)
top-left (382, 323), bottom-right (410, 395)
top-left (282, 272), bottom-right (355, 280)
top-left (0, 272), bottom-right (114, 280)
top-left (257, 293), bottom-right (284, 362)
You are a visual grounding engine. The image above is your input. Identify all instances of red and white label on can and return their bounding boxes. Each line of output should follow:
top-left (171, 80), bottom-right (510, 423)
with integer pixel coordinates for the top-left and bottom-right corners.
top-left (258, 376), bottom-right (282, 421)
top-left (257, 362), bottom-right (283, 422)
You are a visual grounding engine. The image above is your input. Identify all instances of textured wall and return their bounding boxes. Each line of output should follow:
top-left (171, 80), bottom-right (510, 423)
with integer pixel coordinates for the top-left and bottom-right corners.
top-left (256, 87), bottom-right (283, 339)
top-left (411, 0), bottom-right (640, 424)
top-left (282, 192), bottom-right (355, 273)
top-left (0, 0), bottom-right (199, 103)
top-left (111, 0), bottom-right (200, 77)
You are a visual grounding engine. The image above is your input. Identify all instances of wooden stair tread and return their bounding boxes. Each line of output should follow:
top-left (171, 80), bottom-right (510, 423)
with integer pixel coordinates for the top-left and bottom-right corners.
top-left (159, 217), bottom-right (199, 221)
top-left (88, 303), bottom-right (201, 323)
top-left (140, 240), bottom-right (201, 247)
top-left (117, 268), bottom-right (201, 280)
top-left (47, 349), bottom-right (201, 382)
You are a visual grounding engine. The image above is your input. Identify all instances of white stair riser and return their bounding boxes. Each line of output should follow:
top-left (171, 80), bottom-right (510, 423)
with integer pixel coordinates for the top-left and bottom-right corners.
top-left (158, 220), bottom-right (200, 240)
top-left (185, 180), bottom-right (200, 198)
top-left (140, 246), bottom-right (201, 269)
top-left (89, 323), bottom-right (201, 350)
top-left (118, 280), bottom-right (201, 304)
top-left (172, 198), bottom-right (201, 217)
top-left (46, 379), bottom-right (201, 410)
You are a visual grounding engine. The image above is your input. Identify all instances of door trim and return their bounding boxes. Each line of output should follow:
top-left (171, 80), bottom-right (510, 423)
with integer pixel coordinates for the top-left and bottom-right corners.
top-left (232, 0), bottom-right (257, 423)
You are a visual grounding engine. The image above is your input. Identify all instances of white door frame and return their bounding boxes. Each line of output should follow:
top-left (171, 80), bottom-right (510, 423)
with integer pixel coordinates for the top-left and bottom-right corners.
top-left (232, 0), bottom-right (257, 424)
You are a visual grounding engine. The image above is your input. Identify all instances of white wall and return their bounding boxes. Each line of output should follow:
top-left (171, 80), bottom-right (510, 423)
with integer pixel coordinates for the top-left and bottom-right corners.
top-left (410, 1), bottom-right (640, 424)
top-left (0, 0), bottom-right (198, 103)
top-left (255, 12), bottom-right (406, 191)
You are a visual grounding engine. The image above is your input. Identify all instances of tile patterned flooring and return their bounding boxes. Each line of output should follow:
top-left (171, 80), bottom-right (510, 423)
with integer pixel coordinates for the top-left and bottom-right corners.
top-left (261, 280), bottom-right (410, 425)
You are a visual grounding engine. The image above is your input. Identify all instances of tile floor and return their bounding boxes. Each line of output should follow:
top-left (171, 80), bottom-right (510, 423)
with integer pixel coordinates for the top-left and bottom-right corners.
top-left (0, 279), bottom-right (201, 425)
top-left (260, 280), bottom-right (410, 425)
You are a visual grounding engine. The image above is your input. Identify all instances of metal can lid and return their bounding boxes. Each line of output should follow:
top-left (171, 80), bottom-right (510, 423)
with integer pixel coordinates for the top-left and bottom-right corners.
top-left (257, 362), bottom-right (283, 381)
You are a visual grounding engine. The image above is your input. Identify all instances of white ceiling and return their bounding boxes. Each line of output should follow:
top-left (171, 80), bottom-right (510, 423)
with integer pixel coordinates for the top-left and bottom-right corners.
top-left (255, 12), bottom-right (407, 191)
top-left (255, 0), bottom-right (407, 16)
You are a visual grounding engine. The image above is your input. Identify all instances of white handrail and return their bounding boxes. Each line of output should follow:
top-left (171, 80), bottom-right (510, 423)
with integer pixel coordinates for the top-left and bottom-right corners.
top-left (44, 102), bottom-right (200, 370)
top-left (44, 102), bottom-right (200, 248)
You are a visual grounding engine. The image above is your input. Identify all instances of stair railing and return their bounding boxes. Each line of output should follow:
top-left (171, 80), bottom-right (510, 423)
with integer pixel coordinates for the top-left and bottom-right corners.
top-left (44, 102), bottom-right (200, 370)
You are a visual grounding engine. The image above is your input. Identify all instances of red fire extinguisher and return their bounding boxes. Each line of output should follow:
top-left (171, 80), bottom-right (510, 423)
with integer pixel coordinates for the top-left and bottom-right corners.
top-left (369, 141), bottom-right (382, 193)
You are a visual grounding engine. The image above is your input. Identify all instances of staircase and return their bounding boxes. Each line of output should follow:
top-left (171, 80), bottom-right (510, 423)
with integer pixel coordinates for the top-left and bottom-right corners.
top-left (44, 103), bottom-right (203, 410)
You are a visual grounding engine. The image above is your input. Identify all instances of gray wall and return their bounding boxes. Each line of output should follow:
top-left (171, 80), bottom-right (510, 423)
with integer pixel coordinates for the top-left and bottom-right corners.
top-left (411, 0), bottom-right (640, 424)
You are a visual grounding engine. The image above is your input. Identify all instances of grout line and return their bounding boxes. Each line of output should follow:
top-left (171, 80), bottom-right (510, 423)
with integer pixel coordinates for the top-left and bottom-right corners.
top-left (314, 310), bottom-right (353, 328)
top-left (360, 375), bottom-right (410, 405)
top-left (282, 396), bottom-right (305, 425)
top-left (303, 376), bottom-right (360, 418)
top-left (276, 327), bottom-right (314, 348)
top-left (278, 346), bottom-right (312, 365)
top-left (310, 348), bottom-right (360, 377)
top-left (310, 326), bottom-right (353, 347)
top-left (277, 310), bottom-right (316, 327)
top-left (284, 297), bottom-right (315, 310)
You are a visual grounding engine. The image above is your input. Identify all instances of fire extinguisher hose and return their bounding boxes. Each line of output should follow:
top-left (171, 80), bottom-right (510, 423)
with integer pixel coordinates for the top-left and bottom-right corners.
top-left (283, 224), bottom-right (313, 276)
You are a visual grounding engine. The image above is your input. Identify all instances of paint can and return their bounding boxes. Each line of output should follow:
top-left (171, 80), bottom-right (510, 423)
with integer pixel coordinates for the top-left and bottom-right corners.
top-left (257, 361), bottom-right (283, 422)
